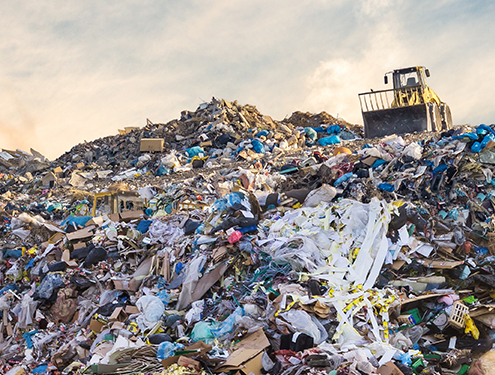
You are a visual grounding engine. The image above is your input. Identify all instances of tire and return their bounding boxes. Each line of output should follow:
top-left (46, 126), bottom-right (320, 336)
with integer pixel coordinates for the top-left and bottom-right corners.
top-left (428, 103), bottom-right (442, 132)
top-left (440, 103), bottom-right (453, 130)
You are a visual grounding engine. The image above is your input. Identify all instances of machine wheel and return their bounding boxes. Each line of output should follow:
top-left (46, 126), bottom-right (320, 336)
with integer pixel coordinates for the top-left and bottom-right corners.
top-left (428, 103), bottom-right (442, 132)
top-left (440, 103), bottom-right (453, 130)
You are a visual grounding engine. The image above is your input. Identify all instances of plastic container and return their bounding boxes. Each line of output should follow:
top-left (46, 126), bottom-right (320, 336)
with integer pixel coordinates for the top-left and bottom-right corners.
top-left (448, 301), bottom-right (469, 328)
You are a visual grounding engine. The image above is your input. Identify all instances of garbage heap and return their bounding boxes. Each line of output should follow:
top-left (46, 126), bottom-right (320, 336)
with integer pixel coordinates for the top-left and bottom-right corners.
top-left (1, 99), bottom-right (495, 374)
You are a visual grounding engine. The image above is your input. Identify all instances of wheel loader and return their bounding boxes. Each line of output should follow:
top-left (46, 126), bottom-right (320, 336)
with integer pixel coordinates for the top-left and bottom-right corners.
top-left (358, 66), bottom-right (453, 139)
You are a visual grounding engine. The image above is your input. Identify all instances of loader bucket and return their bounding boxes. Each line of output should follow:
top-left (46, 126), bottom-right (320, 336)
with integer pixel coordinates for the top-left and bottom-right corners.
top-left (362, 104), bottom-right (430, 139)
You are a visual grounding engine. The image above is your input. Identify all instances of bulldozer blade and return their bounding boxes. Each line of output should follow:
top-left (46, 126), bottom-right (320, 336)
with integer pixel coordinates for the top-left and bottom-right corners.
top-left (363, 104), bottom-right (431, 139)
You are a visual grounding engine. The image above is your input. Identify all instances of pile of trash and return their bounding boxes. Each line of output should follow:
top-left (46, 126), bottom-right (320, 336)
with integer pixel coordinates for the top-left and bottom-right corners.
top-left (1, 98), bottom-right (495, 374)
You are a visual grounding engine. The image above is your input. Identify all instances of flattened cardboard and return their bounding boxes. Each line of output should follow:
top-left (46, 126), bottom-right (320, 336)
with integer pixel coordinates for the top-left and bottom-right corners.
top-left (161, 341), bottom-right (212, 368)
top-left (120, 210), bottom-right (144, 221)
top-left (177, 356), bottom-right (200, 369)
top-left (49, 232), bottom-right (65, 244)
top-left (73, 242), bottom-right (86, 250)
top-left (125, 305), bottom-right (140, 314)
top-left (177, 261), bottom-right (229, 309)
top-left (91, 363), bottom-right (132, 374)
top-left (216, 329), bottom-right (270, 371)
top-left (112, 257), bottom-right (153, 292)
top-left (422, 260), bottom-right (464, 269)
top-left (378, 361), bottom-right (405, 375)
top-left (66, 225), bottom-right (95, 241)
top-left (239, 352), bottom-right (264, 375)
top-left (108, 213), bottom-right (121, 223)
top-left (112, 278), bottom-right (138, 292)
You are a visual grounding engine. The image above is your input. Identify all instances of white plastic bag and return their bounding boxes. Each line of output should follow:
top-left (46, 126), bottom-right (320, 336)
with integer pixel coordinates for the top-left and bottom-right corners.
top-left (303, 184), bottom-right (337, 207)
top-left (136, 295), bottom-right (165, 330)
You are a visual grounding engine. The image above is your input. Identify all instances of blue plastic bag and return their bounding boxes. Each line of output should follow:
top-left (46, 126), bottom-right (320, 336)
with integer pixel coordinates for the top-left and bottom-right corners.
top-left (378, 183), bottom-right (395, 192)
top-left (137, 220), bottom-right (153, 234)
top-left (186, 146), bottom-right (205, 157)
top-left (252, 139), bottom-right (266, 154)
top-left (317, 135), bottom-right (341, 146)
top-left (157, 341), bottom-right (185, 360)
top-left (326, 125), bottom-right (342, 134)
top-left (211, 307), bottom-right (244, 338)
top-left (255, 130), bottom-right (269, 138)
top-left (371, 159), bottom-right (386, 168)
top-left (334, 172), bottom-right (353, 186)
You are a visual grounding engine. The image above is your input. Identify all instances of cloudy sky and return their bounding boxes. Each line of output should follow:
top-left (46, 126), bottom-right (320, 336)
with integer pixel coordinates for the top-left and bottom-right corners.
top-left (0, 0), bottom-right (494, 159)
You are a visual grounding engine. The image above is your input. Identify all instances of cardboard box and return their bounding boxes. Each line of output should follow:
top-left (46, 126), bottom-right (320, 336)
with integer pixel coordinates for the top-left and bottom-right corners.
top-left (109, 307), bottom-right (129, 322)
top-left (112, 278), bottom-right (138, 292)
top-left (378, 362), bottom-right (405, 375)
top-left (140, 138), bottom-right (164, 152)
top-left (89, 318), bottom-right (106, 333)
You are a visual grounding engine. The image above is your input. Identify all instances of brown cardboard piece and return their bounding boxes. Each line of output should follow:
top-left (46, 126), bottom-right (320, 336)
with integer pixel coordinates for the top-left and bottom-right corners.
top-left (422, 260), bottom-right (464, 269)
top-left (177, 356), bottom-right (200, 369)
top-left (89, 318), bottom-right (106, 333)
top-left (238, 352), bottom-right (264, 375)
top-left (362, 156), bottom-right (379, 167)
top-left (161, 341), bottom-right (212, 368)
top-left (112, 257), bottom-right (153, 292)
top-left (125, 305), bottom-right (140, 314)
top-left (66, 225), bottom-right (95, 241)
top-left (378, 361), bottom-right (405, 375)
top-left (73, 242), bottom-right (86, 250)
top-left (140, 138), bottom-right (164, 152)
top-left (109, 307), bottom-right (128, 322)
top-left (120, 210), bottom-right (144, 222)
top-left (178, 261), bottom-right (230, 310)
top-left (216, 329), bottom-right (270, 373)
top-left (49, 232), bottom-right (65, 244)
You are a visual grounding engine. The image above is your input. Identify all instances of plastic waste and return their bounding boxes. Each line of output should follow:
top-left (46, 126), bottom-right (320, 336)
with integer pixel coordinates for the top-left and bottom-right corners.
top-left (378, 183), bottom-right (395, 192)
top-left (252, 139), bottom-right (266, 154)
top-left (228, 230), bottom-right (243, 243)
top-left (334, 172), bottom-right (353, 186)
top-left (161, 153), bottom-right (181, 169)
top-left (211, 307), bottom-right (244, 338)
top-left (326, 124), bottom-right (342, 134)
top-left (34, 273), bottom-right (64, 300)
top-left (190, 321), bottom-right (217, 343)
top-left (157, 341), bottom-right (185, 360)
top-left (317, 135), bottom-right (341, 146)
top-left (281, 309), bottom-right (328, 344)
top-left (186, 146), bottom-right (204, 157)
top-left (136, 295), bottom-right (165, 330)
top-left (305, 127), bottom-right (318, 141)
top-left (303, 184), bottom-right (337, 207)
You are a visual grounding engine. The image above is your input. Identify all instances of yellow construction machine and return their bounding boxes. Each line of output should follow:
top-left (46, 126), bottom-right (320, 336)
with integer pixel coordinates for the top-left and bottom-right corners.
top-left (358, 66), bottom-right (453, 138)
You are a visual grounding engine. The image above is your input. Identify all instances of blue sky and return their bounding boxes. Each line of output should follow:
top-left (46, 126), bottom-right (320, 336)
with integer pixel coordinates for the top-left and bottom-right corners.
top-left (0, 0), bottom-right (494, 159)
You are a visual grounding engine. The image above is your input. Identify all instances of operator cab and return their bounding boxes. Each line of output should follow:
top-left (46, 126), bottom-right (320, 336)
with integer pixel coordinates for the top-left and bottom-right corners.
top-left (384, 66), bottom-right (430, 89)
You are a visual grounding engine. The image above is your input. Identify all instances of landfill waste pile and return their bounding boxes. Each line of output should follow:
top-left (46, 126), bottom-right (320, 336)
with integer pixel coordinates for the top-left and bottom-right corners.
top-left (1, 98), bottom-right (495, 374)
